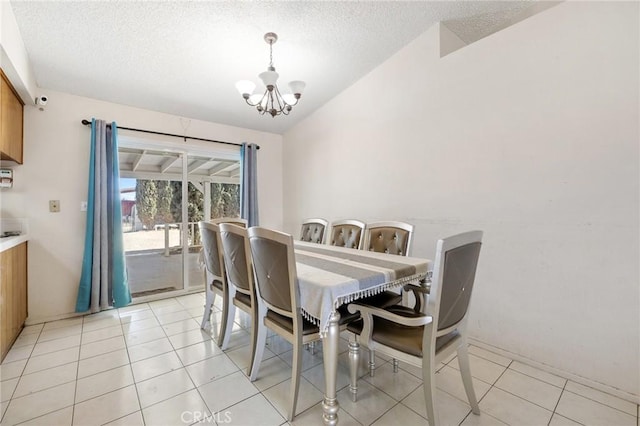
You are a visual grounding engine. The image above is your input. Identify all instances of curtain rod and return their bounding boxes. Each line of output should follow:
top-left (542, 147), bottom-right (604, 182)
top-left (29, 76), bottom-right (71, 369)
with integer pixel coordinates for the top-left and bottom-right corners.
top-left (80, 119), bottom-right (259, 150)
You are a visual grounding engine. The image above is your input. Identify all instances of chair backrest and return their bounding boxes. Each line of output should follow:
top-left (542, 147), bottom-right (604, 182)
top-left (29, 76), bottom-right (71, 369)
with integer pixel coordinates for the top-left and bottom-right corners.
top-left (219, 223), bottom-right (253, 294)
top-left (300, 218), bottom-right (328, 244)
top-left (328, 219), bottom-right (365, 249)
top-left (210, 217), bottom-right (248, 228)
top-left (427, 231), bottom-right (483, 334)
top-left (364, 221), bottom-right (414, 256)
top-left (198, 221), bottom-right (225, 278)
top-left (248, 227), bottom-right (299, 318)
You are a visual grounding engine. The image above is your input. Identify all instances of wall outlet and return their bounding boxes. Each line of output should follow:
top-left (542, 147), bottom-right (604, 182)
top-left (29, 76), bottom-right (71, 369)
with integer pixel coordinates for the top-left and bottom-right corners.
top-left (49, 200), bottom-right (60, 212)
top-left (80, 201), bottom-right (88, 211)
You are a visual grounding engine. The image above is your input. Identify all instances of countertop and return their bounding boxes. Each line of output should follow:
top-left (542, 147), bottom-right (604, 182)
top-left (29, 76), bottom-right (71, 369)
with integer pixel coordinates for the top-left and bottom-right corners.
top-left (0, 234), bottom-right (28, 252)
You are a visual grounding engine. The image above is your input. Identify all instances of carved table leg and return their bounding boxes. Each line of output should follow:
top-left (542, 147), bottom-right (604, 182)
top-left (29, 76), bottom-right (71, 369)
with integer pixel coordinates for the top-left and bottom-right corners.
top-left (322, 310), bottom-right (340, 426)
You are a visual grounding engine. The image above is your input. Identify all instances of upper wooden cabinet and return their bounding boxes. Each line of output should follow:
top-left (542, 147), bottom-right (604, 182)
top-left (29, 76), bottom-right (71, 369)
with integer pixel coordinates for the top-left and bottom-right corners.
top-left (0, 69), bottom-right (24, 164)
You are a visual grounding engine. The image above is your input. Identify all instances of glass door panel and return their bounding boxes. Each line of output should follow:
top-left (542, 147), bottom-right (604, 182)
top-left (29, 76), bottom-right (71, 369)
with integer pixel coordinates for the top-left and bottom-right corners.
top-left (119, 144), bottom-right (240, 299)
top-left (119, 150), bottom-right (186, 297)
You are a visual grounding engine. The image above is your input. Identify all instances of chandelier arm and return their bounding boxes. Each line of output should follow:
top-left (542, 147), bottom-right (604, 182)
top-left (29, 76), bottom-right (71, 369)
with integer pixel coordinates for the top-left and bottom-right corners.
top-left (273, 85), bottom-right (286, 110)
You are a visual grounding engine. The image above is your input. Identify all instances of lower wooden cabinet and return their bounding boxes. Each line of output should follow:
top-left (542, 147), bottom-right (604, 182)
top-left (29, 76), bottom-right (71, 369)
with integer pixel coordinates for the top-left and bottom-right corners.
top-left (0, 242), bottom-right (28, 362)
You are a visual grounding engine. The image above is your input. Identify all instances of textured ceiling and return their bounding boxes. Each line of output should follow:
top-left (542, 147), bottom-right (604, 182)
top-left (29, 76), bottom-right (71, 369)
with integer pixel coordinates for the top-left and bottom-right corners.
top-left (10, 1), bottom-right (539, 135)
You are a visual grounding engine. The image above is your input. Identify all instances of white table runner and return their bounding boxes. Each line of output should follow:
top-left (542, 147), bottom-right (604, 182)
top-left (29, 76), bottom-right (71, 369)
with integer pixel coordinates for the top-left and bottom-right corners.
top-left (294, 241), bottom-right (431, 334)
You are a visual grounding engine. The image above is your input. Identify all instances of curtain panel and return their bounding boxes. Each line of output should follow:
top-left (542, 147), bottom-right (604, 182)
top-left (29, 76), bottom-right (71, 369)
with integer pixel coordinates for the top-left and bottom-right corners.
top-left (76, 119), bottom-right (130, 312)
top-left (240, 143), bottom-right (259, 227)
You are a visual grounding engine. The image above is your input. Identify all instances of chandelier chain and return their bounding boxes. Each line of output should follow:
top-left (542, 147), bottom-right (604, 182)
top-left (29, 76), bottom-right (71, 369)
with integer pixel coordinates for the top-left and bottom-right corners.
top-left (269, 41), bottom-right (273, 68)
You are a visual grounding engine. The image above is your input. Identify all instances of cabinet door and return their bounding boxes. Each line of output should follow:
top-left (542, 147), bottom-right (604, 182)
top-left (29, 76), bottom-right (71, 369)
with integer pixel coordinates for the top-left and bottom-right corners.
top-left (0, 72), bottom-right (24, 164)
top-left (0, 243), bottom-right (28, 361)
top-left (0, 246), bottom-right (15, 360)
top-left (13, 243), bottom-right (27, 340)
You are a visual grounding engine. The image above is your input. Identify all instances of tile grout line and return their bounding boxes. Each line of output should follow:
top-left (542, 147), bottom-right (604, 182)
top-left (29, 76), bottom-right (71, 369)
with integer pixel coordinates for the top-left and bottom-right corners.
top-left (118, 305), bottom-right (146, 426)
top-left (71, 313), bottom-right (88, 424)
top-left (0, 325), bottom-right (44, 424)
top-left (458, 359), bottom-right (514, 426)
top-left (560, 387), bottom-right (639, 418)
top-left (548, 380), bottom-right (572, 426)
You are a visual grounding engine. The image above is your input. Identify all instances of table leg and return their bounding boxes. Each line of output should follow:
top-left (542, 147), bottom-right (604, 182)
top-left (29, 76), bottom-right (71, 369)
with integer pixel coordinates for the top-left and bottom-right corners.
top-left (322, 310), bottom-right (340, 426)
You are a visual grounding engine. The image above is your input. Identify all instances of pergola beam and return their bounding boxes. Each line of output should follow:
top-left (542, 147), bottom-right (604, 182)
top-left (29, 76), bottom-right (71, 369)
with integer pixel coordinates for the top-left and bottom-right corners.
top-left (207, 161), bottom-right (236, 177)
top-left (160, 156), bottom-right (181, 173)
top-left (132, 150), bottom-right (146, 172)
top-left (188, 159), bottom-right (209, 173)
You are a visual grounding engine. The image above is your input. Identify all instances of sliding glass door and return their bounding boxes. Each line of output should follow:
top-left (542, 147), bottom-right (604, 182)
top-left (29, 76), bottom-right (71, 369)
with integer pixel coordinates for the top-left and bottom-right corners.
top-left (118, 143), bottom-right (240, 299)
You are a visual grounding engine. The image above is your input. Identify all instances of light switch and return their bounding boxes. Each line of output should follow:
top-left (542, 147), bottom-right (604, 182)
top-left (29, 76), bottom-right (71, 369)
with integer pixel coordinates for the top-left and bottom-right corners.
top-left (49, 200), bottom-right (60, 212)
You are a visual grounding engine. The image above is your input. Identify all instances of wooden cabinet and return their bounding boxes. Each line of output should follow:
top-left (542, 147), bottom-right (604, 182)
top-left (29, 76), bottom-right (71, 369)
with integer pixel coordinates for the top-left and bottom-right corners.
top-left (0, 242), bottom-right (28, 362)
top-left (0, 69), bottom-right (24, 164)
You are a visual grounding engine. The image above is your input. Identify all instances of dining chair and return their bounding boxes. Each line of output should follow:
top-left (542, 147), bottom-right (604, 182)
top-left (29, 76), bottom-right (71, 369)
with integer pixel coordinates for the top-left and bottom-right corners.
top-left (357, 220), bottom-right (416, 320)
top-left (247, 226), bottom-right (321, 421)
top-left (300, 218), bottom-right (328, 244)
top-left (363, 221), bottom-right (414, 256)
top-left (347, 231), bottom-right (483, 426)
top-left (327, 219), bottom-right (402, 329)
top-left (327, 219), bottom-right (366, 249)
top-left (198, 221), bottom-right (229, 345)
top-left (210, 217), bottom-right (248, 227)
top-left (218, 223), bottom-right (260, 375)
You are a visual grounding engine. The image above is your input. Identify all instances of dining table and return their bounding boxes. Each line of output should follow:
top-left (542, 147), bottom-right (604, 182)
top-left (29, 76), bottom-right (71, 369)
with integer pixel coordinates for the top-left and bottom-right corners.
top-left (293, 241), bottom-right (431, 425)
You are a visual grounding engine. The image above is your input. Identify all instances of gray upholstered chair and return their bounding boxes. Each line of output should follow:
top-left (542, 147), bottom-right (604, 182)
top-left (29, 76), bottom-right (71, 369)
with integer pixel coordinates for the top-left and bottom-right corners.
top-left (357, 221), bottom-right (416, 314)
top-left (300, 218), bottom-right (328, 244)
top-left (247, 227), bottom-right (321, 421)
top-left (328, 219), bottom-right (365, 249)
top-left (347, 231), bottom-right (483, 426)
top-left (218, 223), bottom-right (260, 375)
top-left (363, 221), bottom-right (414, 256)
top-left (198, 222), bottom-right (229, 345)
top-left (210, 217), bottom-right (248, 227)
top-left (327, 219), bottom-right (402, 324)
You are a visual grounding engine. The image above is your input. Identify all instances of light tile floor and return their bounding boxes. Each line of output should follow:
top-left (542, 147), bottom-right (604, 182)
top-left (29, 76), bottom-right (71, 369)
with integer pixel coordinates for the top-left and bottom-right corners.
top-left (1, 292), bottom-right (638, 426)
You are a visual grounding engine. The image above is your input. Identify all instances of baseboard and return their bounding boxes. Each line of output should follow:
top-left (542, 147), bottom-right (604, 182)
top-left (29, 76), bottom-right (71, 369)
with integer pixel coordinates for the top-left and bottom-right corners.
top-left (25, 288), bottom-right (205, 326)
top-left (25, 310), bottom-right (88, 326)
top-left (468, 337), bottom-right (640, 405)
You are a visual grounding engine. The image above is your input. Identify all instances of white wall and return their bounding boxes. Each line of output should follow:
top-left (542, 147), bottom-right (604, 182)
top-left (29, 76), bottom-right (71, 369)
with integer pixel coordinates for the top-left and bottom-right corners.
top-left (0, 1), bottom-right (37, 103)
top-left (282, 2), bottom-right (639, 398)
top-left (0, 89), bottom-right (283, 323)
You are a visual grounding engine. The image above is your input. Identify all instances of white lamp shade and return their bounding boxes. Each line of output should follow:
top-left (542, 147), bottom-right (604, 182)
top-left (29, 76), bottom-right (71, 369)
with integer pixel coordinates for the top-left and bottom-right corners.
top-left (249, 93), bottom-right (266, 106)
top-left (288, 80), bottom-right (306, 95)
top-left (235, 80), bottom-right (256, 95)
top-left (282, 94), bottom-right (297, 105)
top-left (259, 70), bottom-right (279, 87)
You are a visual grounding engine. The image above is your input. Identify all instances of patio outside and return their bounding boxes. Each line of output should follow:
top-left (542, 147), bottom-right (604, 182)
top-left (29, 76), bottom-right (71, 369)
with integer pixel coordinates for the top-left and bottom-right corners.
top-left (123, 226), bottom-right (203, 297)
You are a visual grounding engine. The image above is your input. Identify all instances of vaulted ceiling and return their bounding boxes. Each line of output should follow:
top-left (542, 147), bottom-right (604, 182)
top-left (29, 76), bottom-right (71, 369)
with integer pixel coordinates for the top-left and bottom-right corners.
top-left (11, 1), bottom-right (543, 134)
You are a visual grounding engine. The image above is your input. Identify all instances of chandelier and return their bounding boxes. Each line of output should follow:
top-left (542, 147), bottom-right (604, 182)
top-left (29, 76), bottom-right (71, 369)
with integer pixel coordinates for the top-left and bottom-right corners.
top-left (235, 32), bottom-right (306, 117)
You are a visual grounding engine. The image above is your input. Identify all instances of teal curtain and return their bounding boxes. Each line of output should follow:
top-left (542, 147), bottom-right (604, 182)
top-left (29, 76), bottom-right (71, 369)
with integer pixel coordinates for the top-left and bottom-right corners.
top-left (76, 119), bottom-right (130, 312)
top-left (240, 143), bottom-right (259, 227)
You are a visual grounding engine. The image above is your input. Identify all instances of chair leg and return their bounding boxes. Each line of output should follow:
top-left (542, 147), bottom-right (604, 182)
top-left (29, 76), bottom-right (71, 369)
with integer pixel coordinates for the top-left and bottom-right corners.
top-left (220, 302), bottom-right (236, 350)
top-left (393, 358), bottom-right (399, 373)
top-left (457, 342), bottom-right (480, 415)
top-left (422, 349), bottom-right (438, 426)
top-left (369, 349), bottom-right (376, 377)
top-left (288, 336), bottom-right (304, 421)
top-left (201, 285), bottom-right (214, 329)
top-left (216, 291), bottom-right (229, 348)
top-left (309, 341), bottom-right (316, 355)
top-left (249, 316), bottom-right (267, 381)
top-left (348, 339), bottom-right (360, 402)
top-left (246, 308), bottom-right (259, 377)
